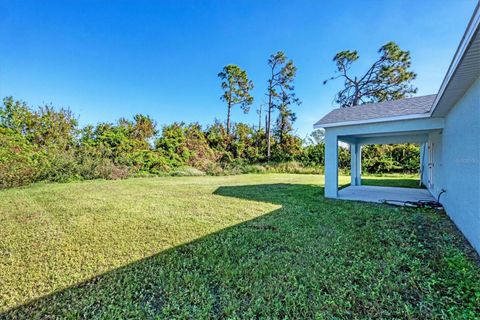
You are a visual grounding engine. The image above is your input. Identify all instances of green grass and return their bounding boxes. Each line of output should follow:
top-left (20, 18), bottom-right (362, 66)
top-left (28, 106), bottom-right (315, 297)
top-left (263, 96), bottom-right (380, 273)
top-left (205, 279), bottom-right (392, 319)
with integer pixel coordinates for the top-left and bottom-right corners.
top-left (0, 174), bottom-right (479, 319)
top-left (362, 173), bottom-right (421, 188)
top-left (336, 173), bottom-right (421, 189)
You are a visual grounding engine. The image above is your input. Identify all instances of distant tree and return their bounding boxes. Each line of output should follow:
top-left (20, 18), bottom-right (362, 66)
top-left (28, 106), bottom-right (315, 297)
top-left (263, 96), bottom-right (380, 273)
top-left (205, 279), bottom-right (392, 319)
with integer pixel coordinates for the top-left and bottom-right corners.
top-left (0, 97), bottom-right (34, 134)
top-left (255, 104), bottom-right (266, 150)
top-left (132, 114), bottom-right (157, 142)
top-left (231, 123), bottom-right (255, 159)
top-left (155, 122), bottom-right (190, 166)
top-left (265, 51), bottom-right (297, 160)
top-left (256, 105), bottom-right (263, 132)
top-left (275, 90), bottom-right (300, 148)
top-left (324, 42), bottom-right (417, 107)
top-left (205, 120), bottom-right (229, 152)
top-left (0, 96), bottom-right (77, 148)
top-left (306, 129), bottom-right (325, 145)
top-left (218, 65), bottom-right (254, 135)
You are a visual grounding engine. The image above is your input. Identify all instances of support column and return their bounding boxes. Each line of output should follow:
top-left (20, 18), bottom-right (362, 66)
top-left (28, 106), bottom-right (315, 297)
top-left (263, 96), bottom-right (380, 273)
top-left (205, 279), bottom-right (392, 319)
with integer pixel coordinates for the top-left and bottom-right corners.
top-left (350, 142), bottom-right (362, 186)
top-left (324, 131), bottom-right (338, 198)
top-left (419, 142), bottom-right (425, 185)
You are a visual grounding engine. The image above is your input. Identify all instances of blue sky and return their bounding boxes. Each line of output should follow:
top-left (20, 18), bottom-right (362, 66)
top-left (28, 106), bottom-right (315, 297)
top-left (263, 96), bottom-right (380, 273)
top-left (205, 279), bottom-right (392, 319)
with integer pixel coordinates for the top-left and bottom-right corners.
top-left (0, 0), bottom-right (477, 138)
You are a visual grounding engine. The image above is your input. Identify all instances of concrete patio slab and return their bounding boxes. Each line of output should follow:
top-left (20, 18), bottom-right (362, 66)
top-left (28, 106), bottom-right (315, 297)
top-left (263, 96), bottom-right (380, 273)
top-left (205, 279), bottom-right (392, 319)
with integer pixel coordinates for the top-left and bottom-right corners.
top-left (338, 186), bottom-right (435, 205)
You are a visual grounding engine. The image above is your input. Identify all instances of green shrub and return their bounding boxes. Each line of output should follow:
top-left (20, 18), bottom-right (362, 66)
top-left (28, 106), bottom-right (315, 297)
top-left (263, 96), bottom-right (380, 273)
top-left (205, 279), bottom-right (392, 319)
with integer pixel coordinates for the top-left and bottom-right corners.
top-left (204, 162), bottom-right (226, 176)
top-left (94, 160), bottom-right (130, 180)
top-left (36, 148), bottom-right (80, 183)
top-left (240, 164), bottom-right (268, 174)
top-left (171, 167), bottom-right (206, 177)
top-left (362, 144), bottom-right (420, 173)
top-left (262, 161), bottom-right (323, 174)
top-left (0, 128), bottom-right (41, 188)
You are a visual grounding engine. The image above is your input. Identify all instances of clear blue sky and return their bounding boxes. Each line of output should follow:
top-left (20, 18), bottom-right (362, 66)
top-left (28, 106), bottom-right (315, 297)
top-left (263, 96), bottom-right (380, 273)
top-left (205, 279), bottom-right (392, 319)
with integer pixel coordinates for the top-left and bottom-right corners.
top-left (0, 0), bottom-right (477, 138)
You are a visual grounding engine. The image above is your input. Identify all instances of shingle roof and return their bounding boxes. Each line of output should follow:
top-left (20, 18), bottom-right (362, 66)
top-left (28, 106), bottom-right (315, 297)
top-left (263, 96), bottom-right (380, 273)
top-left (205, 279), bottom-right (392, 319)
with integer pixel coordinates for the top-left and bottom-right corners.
top-left (314, 94), bottom-right (437, 127)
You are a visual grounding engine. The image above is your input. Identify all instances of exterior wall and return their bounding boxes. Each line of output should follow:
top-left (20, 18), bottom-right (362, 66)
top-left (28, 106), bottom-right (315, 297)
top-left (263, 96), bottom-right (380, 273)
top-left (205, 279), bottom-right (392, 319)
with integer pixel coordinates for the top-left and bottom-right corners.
top-left (437, 77), bottom-right (480, 253)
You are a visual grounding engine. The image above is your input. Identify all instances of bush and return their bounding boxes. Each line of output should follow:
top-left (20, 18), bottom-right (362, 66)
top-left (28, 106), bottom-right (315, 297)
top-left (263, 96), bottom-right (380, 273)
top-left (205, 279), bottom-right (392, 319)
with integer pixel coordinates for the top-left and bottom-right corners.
top-left (204, 162), bottom-right (226, 176)
top-left (240, 164), bottom-right (268, 174)
top-left (264, 161), bottom-right (323, 174)
top-left (171, 167), bottom-right (206, 177)
top-left (0, 128), bottom-right (41, 188)
top-left (362, 144), bottom-right (419, 173)
top-left (94, 160), bottom-right (129, 180)
top-left (36, 148), bottom-right (80, 183)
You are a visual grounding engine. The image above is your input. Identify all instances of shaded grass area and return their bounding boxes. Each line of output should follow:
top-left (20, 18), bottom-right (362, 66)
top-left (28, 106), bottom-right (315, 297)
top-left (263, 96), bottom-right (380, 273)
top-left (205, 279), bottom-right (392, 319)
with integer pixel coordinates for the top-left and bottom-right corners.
top-left (0, 174), bottom-right (479, 319)
top-left (362, 173), bottom-right (421, 188)
top-left (338, 173), bottom-right (421, 190)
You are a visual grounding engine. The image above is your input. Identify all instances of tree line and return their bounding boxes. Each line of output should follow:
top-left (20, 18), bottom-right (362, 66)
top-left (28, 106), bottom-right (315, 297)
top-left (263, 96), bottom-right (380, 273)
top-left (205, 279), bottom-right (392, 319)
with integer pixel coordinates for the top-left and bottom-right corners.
top-left (0, 44), bottom-right (420, 188)
top-left (0, 96), bottom-right (419, 189)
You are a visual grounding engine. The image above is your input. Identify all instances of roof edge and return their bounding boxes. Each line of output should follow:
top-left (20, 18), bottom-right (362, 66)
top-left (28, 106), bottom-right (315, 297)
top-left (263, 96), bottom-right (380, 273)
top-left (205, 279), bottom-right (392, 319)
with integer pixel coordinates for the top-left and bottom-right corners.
top-left (429, 2), bottom-right (480, 116)
top-left (313, 113), bottom-right (431, 129)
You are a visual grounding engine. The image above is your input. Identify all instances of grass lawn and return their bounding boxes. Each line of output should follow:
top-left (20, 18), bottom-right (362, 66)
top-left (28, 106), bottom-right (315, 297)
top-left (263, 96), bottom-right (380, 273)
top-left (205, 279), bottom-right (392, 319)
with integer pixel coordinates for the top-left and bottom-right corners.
top-left (361, 173), bottom-right (421, 188)
top-left (0, 174), bottom-right (479, 319)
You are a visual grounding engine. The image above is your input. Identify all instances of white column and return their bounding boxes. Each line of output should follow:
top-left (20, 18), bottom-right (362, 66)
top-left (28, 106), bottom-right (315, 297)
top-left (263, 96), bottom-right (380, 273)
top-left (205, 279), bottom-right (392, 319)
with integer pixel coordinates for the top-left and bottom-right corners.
top-left (350, 143), bottom-right (362, 186)
top-left (419, 142), bottom-right (425, 185)
top-left (324, 131), bottom-right (338, 198)
top-left (356, 144), bottom-right (362, 185)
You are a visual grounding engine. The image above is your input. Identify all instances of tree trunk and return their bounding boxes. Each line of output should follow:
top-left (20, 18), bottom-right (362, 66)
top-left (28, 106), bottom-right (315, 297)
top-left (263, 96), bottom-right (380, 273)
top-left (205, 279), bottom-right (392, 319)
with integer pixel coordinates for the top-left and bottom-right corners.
top-left (258, 107), bottom-right (262, 132)
top-left (266, 78), bottom-right (273, 161)
top-left (257, 107), bottom-right (262, 149)
top-left (226, 103), bottom-right (231, 135)
top-left (266, 103), bottom-right (272, 161)
top-left (352, 78), bottom-right (360, 106)
top-left (279, 121), bottom-right (284, 147)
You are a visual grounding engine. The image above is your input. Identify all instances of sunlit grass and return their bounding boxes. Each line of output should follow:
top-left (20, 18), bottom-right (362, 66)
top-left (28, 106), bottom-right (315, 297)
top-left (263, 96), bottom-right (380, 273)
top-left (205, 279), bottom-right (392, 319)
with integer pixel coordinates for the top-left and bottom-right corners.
top-left (0, 175), bottom-right (289, 312)
top-left (1, 174), bottom-right (478, 318)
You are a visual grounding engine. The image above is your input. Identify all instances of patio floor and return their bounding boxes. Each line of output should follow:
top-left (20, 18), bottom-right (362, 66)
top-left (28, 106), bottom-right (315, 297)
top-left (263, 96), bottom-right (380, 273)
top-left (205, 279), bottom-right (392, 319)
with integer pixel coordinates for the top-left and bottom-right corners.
top-left (338, 185), bottom-right (435, 205)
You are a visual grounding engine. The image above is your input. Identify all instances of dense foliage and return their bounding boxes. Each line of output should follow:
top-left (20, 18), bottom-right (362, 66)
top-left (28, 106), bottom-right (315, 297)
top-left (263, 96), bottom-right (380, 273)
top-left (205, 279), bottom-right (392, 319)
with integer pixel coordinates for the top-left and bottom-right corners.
top-left (0, 97), bottom-right (420, 188)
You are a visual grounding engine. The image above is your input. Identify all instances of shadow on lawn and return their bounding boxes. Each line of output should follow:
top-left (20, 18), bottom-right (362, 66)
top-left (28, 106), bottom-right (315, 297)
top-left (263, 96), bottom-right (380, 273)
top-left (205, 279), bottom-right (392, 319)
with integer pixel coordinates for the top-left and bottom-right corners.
top-left (2, 183), bottom-right (478, 319)
top-left (1, 183), bottom-right (325, 319)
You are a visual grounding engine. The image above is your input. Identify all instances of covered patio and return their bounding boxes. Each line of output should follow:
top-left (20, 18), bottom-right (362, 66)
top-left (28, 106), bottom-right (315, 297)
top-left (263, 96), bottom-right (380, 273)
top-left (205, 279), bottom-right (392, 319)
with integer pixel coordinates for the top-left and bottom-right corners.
top-left (314, 96), bottom-right (445, 204)
top-left (338, 185), bottom-right (435, 204)
top-left (324, 121), bottom-right (443, 202)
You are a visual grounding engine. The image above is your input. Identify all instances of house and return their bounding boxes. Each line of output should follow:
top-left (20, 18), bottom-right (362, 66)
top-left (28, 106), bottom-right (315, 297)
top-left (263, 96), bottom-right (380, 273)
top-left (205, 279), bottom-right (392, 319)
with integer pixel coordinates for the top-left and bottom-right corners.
top-left (314, 4), bottom-right (480, 253)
